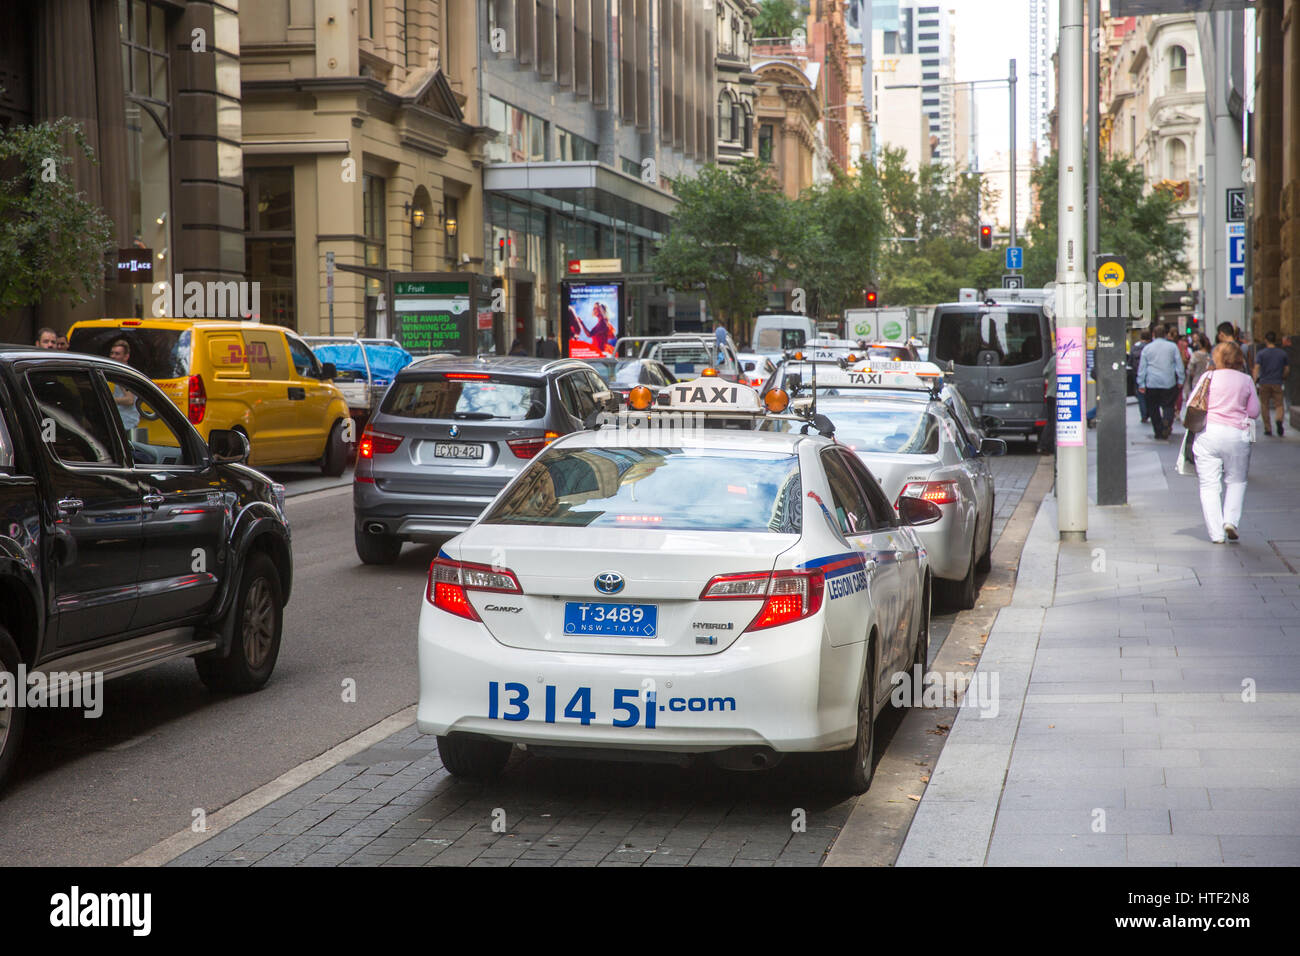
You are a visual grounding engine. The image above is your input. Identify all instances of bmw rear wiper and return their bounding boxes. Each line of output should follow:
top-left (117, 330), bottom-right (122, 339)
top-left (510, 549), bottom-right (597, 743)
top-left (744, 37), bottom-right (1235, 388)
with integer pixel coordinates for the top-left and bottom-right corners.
top-left (452, 412), bottom-right (495, 419)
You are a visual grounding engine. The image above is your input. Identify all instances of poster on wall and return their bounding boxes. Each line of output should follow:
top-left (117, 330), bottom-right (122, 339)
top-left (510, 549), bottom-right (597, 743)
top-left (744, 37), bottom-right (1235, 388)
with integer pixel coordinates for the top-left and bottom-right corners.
top-left (562, 281), bottom-right (622, 358)
top-left (392, 279), bottom-right (470, 355)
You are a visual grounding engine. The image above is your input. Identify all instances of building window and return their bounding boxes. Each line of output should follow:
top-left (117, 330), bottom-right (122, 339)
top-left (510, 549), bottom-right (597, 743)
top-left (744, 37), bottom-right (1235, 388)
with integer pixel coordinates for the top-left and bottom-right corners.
top-left (1169, 45), bottom-right (1187, 91)
top-left (717, 92), bottom-right (733, 142)
top-left (363, 174), bottom-right (386, 303)
top-left (444, 195), bottom-right (459, 261)
top-left (758, 123), bottom-right (774, 163)
top-left (558, 129), bottom-right (598, 161)
top-left (486, 96), bottom-right (547, 163)
top-left (1167, 137), bottom-right (1187, 182)
top-left (743, 105), bottom-right (753, 151)
top-left (621, 156), bottom-right (641, 177)
top-left (245, 168), bottom-right (296, 328)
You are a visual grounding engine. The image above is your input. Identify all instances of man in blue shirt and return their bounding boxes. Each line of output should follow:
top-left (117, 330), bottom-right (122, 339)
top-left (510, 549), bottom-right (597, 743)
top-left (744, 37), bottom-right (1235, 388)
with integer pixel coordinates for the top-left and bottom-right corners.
top-left (1254, 330), bottom-right (1290, 436)
top-left (1136, 323), bottom-right (1186, 440)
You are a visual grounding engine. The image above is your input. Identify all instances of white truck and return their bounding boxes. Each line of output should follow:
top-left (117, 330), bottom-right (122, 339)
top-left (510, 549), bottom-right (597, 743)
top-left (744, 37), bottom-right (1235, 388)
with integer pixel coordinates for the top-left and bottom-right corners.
top-left (843, 307), bottom-right (916, 345)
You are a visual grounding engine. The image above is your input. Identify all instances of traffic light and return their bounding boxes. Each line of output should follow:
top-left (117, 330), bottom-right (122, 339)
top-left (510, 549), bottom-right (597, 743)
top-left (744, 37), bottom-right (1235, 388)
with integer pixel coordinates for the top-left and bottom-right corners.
top-left (1185, 316), bottom-right (1199, 336)
top-left (978, 224), bottom-right (993, 250)
top-left (865, 287), bottom-right (878, 307)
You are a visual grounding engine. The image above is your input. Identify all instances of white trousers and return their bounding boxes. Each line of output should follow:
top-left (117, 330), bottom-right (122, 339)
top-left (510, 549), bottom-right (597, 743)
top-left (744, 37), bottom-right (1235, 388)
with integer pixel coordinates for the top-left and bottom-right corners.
top-left (1193, 423), bottom-right (1252, 541)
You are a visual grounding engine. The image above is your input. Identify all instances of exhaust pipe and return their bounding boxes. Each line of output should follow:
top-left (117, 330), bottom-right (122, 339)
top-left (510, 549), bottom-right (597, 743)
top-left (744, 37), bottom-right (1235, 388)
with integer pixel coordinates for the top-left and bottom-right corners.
top-left (367, 522), bottom-right (387, 535)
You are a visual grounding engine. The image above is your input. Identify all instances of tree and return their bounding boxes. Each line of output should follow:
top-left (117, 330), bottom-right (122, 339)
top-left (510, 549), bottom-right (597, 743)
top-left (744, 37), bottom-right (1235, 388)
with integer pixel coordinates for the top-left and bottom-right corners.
top-left (785, 166), bottom-right (886, 317)
top-left (753, 0), bottom-right (804, 38)
top-left (866, 146), bottom-right (1002, 304)
top-left (1022, 152), bottom-right (1189, 295)
top-left (0, 116), bottom-right (115, 316)
top-left (650, 159), bottom-right (790, 340)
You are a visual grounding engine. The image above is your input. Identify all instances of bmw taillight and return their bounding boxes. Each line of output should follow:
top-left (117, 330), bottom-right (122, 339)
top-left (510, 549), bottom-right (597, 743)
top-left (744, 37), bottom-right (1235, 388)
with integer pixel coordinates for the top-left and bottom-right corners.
top-left (507, 431), bottom-right (559, 459)
top-left (897, 480), bottom-right (959, 507)
top-left (427, 557), bottom-right (522, 620)
top-left (699, 569), bottom-right (825, 632)
top-left (187, 374), bottom-right (206, 424)
top-left (359, 425), bottom-right (402, 458)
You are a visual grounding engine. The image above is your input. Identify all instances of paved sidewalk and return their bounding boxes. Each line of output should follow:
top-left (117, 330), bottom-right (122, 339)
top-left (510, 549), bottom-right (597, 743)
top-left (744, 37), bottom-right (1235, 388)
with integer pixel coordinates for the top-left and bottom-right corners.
top-left (899, 401), bottom-right (1300, 866)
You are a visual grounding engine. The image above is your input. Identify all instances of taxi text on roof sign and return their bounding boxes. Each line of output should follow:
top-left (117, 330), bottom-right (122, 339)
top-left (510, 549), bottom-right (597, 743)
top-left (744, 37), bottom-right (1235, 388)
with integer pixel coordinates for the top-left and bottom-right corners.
top-left (663, 379), bottom-right (765, 413)
top-left (786, 360), bottom-right (944, 392)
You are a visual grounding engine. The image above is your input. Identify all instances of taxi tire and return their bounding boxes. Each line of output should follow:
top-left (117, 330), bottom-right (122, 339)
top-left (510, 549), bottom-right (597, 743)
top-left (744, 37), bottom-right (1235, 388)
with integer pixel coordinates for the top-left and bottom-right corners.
top-left (938, 540), bottom-right (978, 611)
top-left (823, 636), bottom-right (876, 794)
top-left (196, 552), bottom-right (283, 693)
top-left (975, 503), bottom-right (994, 574)
top-left (322, 420), bottom-right (347, 477)
top-left (437, 734), bottom-right (512, 780)
top-left (355, 526), bottom-right (402, 565)
top-left (913, 576), bottom-right (931, 678)
top-left (0, 626), bottom-right (27, 793)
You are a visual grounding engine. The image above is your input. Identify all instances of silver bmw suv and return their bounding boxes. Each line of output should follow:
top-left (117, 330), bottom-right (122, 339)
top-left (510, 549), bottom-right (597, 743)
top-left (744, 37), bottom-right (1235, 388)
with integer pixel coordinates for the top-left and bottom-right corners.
top-left (353, 355), bottom-right (615, 564)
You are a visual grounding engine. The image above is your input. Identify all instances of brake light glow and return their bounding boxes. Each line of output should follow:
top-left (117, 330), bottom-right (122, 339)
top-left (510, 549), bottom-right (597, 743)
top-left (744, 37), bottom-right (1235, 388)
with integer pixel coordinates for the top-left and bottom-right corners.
top-left (700, 569), bottom-right (825, 632)
top-left (358, 426), bottom-right (403, 458)
top-left (444, 373), bottom-right (491, 380)
top-left (187, 374), bottom-right (206, 424)
top-left (897, 480), bottom-right (959, 506)
top-left (427, 556), bottom-right (522, 620)
top-left (507, 437), bottom-right (547, 459)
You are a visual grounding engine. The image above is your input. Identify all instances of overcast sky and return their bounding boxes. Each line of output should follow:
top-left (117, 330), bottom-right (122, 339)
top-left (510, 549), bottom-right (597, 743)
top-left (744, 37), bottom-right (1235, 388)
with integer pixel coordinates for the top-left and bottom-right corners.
top-left (950, 0), bottom-right (1053, 170)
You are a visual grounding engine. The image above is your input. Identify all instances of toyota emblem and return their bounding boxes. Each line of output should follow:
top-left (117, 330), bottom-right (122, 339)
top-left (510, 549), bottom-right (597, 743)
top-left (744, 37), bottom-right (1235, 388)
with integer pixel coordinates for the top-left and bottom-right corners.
top-left (449, 424), bottom-right (460, 438)
top-left (594, 572), bottom-right (625, 595)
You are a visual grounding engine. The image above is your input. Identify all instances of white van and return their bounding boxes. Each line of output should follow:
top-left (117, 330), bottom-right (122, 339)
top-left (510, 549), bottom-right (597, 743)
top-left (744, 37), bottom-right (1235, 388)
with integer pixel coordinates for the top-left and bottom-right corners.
top-left (751, 313), bottom-right (818, 356)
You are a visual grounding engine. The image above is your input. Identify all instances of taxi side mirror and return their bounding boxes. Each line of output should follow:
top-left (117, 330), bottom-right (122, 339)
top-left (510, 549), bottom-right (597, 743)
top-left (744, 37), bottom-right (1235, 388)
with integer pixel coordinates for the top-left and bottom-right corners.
top-left (898, 496), bottom-right (942, 527)
top-left (979, 437), bottom-right (1007, 457)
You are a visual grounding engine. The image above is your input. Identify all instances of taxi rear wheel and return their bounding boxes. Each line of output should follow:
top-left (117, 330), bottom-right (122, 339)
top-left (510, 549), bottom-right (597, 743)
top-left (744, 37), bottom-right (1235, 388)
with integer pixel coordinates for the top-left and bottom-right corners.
top-left (938, 539), bottom-right (978, 611)
top-left (975, 501), bottom-right (994, 573)
top-left (913, 576), bottom-right (931, 677)
top-left (822, 636), bottom-right (876, 794)
top-left (437, 734), bottom-right (512, 780)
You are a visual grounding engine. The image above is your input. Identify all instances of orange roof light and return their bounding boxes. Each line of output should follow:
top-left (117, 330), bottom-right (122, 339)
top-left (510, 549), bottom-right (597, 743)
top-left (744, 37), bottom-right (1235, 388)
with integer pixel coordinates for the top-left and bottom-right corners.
top-left (764, 388), bottom-right (790, 413)
top-left (627, 385), bottom-right (654, 410)
top-left (701, 367), bottom-right (719, 377)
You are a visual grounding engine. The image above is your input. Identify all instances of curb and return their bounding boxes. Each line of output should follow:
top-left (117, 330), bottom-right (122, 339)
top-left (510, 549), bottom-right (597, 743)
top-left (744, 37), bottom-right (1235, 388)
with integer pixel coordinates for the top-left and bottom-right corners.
top-left (121, 706), bottom-right (416, 867)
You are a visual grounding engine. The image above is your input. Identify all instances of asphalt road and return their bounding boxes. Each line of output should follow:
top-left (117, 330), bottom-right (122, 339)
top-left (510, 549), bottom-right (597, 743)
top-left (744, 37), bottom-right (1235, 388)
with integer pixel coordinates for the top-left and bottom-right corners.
top-left (0, 480), bottom-right (433, 866)
top-left (0, 445), bottom-right (1042, 866)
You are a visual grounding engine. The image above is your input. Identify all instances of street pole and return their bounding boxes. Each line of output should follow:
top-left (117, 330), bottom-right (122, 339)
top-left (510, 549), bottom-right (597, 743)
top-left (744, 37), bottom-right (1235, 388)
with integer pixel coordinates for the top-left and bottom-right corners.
top-left (1057, 0), bottom-right (1088, 541)
top-left (1197, 163), bottom-right (1206, 328)
top-left (1009, 59), bottom-right (1018, 249)
top-left (1087, 0), bottom-right (1099, 285)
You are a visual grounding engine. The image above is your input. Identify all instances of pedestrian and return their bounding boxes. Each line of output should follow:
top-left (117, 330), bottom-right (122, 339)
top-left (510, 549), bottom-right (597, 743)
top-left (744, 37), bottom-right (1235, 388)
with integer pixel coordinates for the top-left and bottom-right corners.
top-left (108, 338), bottom-right (140, 433)
top-left (1131, 329), bottom-right (1152, 423)
top-left (35, 327), bottom-right (58, 349)
top-left (508, 338), bottom-right (528, 356)
top-left (1184, 333), bottom-right (1212, 404)
top-left (538, 329), bottom-right (560, 359)
top-left (1253, 330), bottom-right (1289, 437)
top-left (1136, 322), bottom-right (1185, 439)
top-left (1171, 326), bottom-right (1190, 416)
top-left (1192, 341), bottom-right (1258, 543)
top-left (55, 333), bottom-right (69, 350)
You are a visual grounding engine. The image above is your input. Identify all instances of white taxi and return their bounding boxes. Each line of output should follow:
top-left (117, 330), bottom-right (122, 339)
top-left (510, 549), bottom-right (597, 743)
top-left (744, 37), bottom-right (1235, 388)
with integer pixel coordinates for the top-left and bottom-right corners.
top-left (767, 361), bottom-right (1006, 610)
top-left (416, 376), bottom-right (936, 793)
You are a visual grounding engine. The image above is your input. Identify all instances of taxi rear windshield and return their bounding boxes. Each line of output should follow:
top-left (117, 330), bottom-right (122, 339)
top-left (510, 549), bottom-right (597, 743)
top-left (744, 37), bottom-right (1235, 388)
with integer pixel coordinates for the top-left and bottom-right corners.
top-left (382, 375), bottom-right (546, 421)
top-left (484, 447), bottom-right (803, 533)
top-left (828, 407), bottom-right (941, 455)
top-left (68, 327), bottom-right (192, 380)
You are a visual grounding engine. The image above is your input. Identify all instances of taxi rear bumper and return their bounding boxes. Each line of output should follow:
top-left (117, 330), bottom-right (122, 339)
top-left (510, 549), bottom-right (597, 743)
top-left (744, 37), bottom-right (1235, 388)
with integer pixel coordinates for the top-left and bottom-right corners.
top-left (416, 602), bottom-right (868, 754)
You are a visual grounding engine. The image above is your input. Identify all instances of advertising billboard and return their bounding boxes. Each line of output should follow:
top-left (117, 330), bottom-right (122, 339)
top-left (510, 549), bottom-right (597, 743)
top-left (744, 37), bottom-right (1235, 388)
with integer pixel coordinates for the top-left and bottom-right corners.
top-left (562, 281), bottom-right (623, 358)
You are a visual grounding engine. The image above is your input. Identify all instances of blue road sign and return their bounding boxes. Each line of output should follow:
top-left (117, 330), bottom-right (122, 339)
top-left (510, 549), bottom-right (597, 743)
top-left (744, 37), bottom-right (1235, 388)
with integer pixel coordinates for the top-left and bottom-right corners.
top-left (1227, 223), bottom-right (1245, 299)
top-left (1005, 246), bottom-right (1024, 270)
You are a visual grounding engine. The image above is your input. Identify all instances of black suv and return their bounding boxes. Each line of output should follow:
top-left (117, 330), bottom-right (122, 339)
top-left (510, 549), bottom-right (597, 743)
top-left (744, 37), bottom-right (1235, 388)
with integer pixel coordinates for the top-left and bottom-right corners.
top-left (353, 355), bottom-right (615, 564)
top-left (0, 347), bottom-right (292, 790)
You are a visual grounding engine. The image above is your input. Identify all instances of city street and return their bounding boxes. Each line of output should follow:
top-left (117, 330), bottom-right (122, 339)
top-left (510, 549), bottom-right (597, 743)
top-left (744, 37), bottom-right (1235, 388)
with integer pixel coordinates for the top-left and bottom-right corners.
top-left (0, 450), bottom-right (1041, 867)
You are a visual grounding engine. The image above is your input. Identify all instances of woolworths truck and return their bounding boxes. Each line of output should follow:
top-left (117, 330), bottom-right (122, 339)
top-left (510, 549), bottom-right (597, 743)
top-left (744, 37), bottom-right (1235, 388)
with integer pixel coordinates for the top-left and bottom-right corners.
top-left (842, 307), bottom-right (922, 345)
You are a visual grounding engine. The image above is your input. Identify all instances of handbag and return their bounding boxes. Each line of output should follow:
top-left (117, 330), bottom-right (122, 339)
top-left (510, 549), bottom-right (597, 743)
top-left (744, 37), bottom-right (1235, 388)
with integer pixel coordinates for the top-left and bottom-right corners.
top-left (1175, 429), bottom-right (1196, 475)
top-left (1183, 372), bottom-right (1212, 433)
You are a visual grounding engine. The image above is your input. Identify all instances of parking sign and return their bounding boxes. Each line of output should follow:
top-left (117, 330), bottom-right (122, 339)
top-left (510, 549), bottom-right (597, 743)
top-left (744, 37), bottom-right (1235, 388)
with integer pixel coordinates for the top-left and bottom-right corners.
top-left (1227, 223), bottom-right (1245, 299)
top-left (1005, 246), bottom-right (1023, 271)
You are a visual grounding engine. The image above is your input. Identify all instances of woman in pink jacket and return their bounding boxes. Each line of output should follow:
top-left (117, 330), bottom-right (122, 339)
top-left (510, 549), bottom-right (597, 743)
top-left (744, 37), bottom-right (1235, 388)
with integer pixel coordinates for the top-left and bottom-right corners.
top-left (1192, 341), bottom-right (1259, 543)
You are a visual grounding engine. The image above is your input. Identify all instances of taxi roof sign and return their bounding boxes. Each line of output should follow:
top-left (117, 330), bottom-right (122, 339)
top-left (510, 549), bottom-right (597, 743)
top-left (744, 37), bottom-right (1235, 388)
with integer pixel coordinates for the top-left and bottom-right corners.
top-left (659, 376), bottom-right (765, 414)
top-left (783, 360), bottom-right (945, 393)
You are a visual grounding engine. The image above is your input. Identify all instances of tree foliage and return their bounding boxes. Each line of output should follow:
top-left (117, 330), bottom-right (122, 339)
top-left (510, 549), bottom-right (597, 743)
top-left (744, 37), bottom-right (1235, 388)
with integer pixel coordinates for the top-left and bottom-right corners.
top-left (0, 116), bottom-right (115, 315)
top-left (1022, 152), bottom-right (1189, 293)
top-left (753, 0), bottom-right (804, 38)
top-left (785, 166), bottom-right (886, 318)
top-left (867, 145), bottom-right (1002, 304)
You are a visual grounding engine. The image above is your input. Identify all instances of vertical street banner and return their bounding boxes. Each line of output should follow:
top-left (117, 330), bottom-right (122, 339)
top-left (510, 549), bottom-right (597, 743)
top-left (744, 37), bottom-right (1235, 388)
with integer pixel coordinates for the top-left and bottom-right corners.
top-left (1057, 325), bottom-right (1086, 447)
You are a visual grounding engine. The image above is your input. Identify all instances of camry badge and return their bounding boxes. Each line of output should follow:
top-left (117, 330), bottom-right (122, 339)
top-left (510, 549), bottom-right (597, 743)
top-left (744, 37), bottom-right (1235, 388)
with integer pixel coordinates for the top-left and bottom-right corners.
top-left (449, 424), bottom-right (460, 438)
top-left (594, 572), bottom-right (625, 595)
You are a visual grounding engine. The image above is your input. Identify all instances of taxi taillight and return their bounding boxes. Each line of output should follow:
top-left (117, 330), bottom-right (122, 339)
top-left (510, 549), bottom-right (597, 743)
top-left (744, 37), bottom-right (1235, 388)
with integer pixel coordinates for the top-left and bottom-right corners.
top-left (897, 480), bottom-right (959, 506)
top-left (427, 557), bottom-right (522, 620)
top-left (699, 569), bottom-right (825, 632)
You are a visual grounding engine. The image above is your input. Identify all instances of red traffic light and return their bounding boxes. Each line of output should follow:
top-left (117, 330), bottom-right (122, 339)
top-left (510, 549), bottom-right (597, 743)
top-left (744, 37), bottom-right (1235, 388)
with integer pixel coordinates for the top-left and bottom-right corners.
top-left (978, 224), bottom-right (993, 250)
top-left (865, 289), bottom-right (878, 306)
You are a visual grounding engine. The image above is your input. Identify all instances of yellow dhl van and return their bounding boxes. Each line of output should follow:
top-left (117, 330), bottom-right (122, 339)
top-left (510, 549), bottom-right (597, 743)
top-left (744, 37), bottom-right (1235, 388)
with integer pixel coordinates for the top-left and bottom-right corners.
top-left (67, 318), bottom-right (352, 475)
